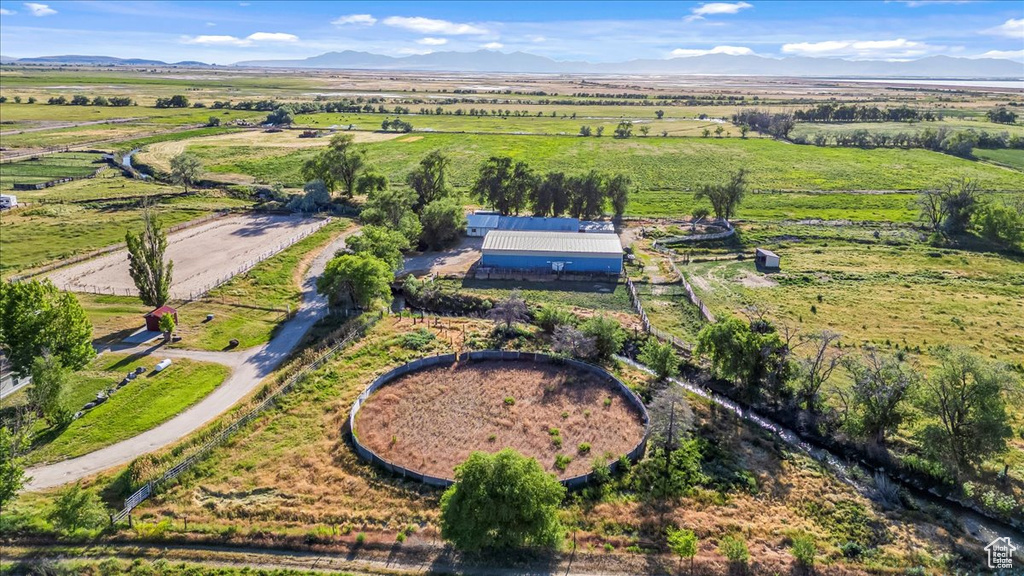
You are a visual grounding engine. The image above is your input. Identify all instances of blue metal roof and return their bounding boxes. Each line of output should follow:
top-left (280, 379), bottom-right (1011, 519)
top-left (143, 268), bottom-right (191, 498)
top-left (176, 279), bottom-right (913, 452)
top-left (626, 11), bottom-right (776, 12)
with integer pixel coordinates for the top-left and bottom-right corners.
top-left (496, 216), bottom-right (580, 231)
top-left (466, 214), bottom-right (500, 229)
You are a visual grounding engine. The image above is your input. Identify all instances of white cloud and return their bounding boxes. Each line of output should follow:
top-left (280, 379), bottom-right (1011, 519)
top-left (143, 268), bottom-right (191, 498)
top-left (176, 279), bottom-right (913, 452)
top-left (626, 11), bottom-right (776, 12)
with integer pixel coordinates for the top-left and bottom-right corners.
top-left (670, 45), bottom-right (754, 57)
top-left (529, 35), bottom-right (546, 43)
top-left (686, 2), bottom-right (752, 21)
top-left (383, 16), bottom-right (488, 35)
top-left (971, 49), bottom-right (1024, 61)
top-left (205, 22), bottom-right (216, 27)
top-left (24, 2), bottom-right (56, 16)
top-left (396, 47), bottom-right (433, 55)
top-left (182, 32), bottom-right (298, 47)
top-left (332, 14), bottom-right (376, 26)
top-left (982, 18), bottom-right (1024, 39)
top-left (781, 38), bottom-right (946, 59)
top-left (0, 8), bottom-right (15, 15)
top-left (891, 0), bottom-right (974, 6)
top-left (246, 32), bottom-right (298, 43)
top-left (482, 42), bottom-right (504, 50)
top-left (417, 37), bottom-right (448, 46)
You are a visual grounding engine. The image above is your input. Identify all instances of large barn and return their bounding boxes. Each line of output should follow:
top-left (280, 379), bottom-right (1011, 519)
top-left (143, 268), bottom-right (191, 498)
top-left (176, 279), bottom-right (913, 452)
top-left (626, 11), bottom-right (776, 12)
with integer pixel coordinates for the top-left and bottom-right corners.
top-left (466, 213), bottom-right (581, 237)
top-left (481, 230), bottom-right (623, 274)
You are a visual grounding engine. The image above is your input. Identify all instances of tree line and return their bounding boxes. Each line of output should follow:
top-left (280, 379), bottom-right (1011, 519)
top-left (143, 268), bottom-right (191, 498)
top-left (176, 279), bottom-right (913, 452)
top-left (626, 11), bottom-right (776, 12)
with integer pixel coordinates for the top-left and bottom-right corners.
top-left (793, 127), bottom-right (1023, 158)
top-left (918, 176), bottom-right (1023, 249)
top-left (793, 103), bottom-right (941, 123)
top-left (470, 156), bottom-right (630, 220)
top-left (44, 95), bottom-right (134, 106)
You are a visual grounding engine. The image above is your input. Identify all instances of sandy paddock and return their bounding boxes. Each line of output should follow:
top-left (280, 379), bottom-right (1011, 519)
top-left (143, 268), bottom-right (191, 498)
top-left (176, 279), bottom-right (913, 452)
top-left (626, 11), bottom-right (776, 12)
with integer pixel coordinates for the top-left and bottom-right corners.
top-left (49, 213), bottom-right (325, 300)
top-left (354, 360), bottom-right (646, 479)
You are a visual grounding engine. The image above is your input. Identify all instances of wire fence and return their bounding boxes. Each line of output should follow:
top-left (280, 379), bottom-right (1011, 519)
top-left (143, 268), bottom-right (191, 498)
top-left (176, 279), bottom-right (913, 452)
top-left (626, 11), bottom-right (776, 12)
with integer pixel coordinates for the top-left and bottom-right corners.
top-left (111, 315), bottom-right (376, 525)
top-left (625, 277), bottom-right (693, 353)
top-left (348, 350), bottom-right (650, 490)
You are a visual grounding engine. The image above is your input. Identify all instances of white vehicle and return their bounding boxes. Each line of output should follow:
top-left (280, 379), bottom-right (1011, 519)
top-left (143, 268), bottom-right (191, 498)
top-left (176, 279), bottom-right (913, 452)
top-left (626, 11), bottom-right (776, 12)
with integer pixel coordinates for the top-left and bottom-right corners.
top-left (0, 195), bottom-right (17, 210)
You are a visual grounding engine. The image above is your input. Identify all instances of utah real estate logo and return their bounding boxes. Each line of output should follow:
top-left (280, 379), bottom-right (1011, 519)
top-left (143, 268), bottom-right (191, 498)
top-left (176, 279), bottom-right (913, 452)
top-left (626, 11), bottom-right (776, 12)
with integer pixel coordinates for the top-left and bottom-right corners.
top-left (985, 537), bottom-right (1016, 570)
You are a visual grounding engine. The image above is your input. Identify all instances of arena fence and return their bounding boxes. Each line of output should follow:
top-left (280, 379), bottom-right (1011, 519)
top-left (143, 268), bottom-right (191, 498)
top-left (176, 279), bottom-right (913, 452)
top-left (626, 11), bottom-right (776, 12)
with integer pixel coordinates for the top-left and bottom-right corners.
top-left (348, 350), bottom-right (650, 489)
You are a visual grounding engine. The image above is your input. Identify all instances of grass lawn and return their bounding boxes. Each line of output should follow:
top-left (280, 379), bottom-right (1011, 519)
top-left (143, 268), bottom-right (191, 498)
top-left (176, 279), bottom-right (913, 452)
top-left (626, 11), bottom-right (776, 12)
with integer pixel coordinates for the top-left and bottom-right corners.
top-left (171, 218), bottom-right (352, 351)
top-left (7, 353), bottom-right (229, 466)
top-left (431, 277), bottom-right (633, 313)
top-left (76, 293), bottom-right (153, 346)
top-left (0, 179), bottom-right (251, 276)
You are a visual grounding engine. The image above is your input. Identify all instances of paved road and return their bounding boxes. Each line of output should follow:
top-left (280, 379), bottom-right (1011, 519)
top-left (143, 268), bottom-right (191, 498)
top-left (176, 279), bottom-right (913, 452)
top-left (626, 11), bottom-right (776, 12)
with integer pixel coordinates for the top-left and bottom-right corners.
top-left (24, 227), bottom-right (358, 490)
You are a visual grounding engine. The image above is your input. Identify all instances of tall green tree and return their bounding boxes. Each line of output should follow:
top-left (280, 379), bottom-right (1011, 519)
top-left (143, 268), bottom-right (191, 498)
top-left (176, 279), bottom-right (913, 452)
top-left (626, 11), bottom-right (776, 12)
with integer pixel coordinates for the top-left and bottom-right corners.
top-left (531, 172), bottom-right (568, 217)
top-left (439, 449), bottom-right (565, 551)
top-left (472, 156), bottom-right (534, 216)
top-left (695, 316), bottom-right (791, 402)
top-left (0, 425), bottom-right (28, 511)
top-left (48, 483), bottom-right (106, 534)
top-left (844, 350), bottom-right (919, 445)
top-left (316, 253), bottom-right (393, 310)
top-left (939, 176), bottom-right (979, 235)
top-left (169, 152), bottom-right (202, 193)
top-left (917, 347), bottom-right (1017, 477)
top-left (29, 352), bottom-right (73, 428)
top-left (581, 315), bottom-right (626, 361)
top-left (419, 198), bottom-right (466, 251)
top-left (407, 150), bottom-right (452, 211)
top-left (125, 209), bottom-right (173, 308)
top-left (639, 339), bottom-right (679, 381)
top-left (975, 202), bottom-right (1023, 249)
top-left (301, 134), bottom-right (366, 197)
top-left (359, 174), bottom-right (422, 244)
top-left (667, 527), bottom-right (698, 575)
top-left (606, 174), bottom-right (631, 220)
top-left (694, 169), bottom-right (747, 222)
top-left (567, 171), bottom-right (605, 219)
top-left (0, 280), bottom-right (94, 377)
top-left (346, 225), bottom-right (410, 272)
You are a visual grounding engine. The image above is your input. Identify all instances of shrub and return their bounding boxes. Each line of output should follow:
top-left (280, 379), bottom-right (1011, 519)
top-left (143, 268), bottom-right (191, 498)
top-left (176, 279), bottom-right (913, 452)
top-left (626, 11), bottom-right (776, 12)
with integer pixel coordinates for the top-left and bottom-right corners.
top-left (790, 533), bottom-right (817, 567)
top-left (504, 396), bottom-right (515, 406)
top-left (554, 454), bottom-right (572, 471)
top-left (604, 542), bottom-right (614, 552)
top-left (638, 339), bottom-right (679, 380)
top-left (401, 327), bottom-right (436, 350)
top-left (578, 443), bottom-right (591, 455)
top-left (396, 532), bottom-right (406, 543)
top-left (581, 316), bottom-right (626, 360)
top-left (48, 483), bottom-right (105, 534)
top-left (719, 534), bottom-right (750, 565)
top-left (356, 532), bottom-right (366, 544)
top-left (535, 306), bottom-right (578, 333)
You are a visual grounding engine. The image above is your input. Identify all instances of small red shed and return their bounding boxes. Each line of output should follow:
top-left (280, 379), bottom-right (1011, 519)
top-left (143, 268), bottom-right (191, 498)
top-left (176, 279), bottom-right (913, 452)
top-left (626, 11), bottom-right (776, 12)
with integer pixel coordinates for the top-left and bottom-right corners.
top-left (144, 306), bottom-right (178, 331)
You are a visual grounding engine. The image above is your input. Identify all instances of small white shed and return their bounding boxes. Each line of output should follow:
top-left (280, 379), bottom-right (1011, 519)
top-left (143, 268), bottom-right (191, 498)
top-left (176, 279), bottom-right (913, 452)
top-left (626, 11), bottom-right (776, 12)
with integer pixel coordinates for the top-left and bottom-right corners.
top-left (755, 248), bottom-right (780, 270)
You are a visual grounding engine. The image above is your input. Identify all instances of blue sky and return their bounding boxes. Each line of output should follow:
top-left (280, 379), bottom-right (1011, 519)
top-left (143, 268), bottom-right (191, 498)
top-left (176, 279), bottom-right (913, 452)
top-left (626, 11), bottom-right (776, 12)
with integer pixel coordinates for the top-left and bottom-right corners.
top-left (0, 1), bottom-right (1021, 63)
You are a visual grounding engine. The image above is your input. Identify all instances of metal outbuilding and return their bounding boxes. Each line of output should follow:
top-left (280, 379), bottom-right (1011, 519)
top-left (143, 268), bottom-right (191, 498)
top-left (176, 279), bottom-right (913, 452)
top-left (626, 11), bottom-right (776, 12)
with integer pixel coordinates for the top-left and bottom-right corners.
top-left (466, 213), bottom-right (582, 237)
top-left (755, 248), bottom-right (780, 270)
top-left (481, 231), bottom-right (623, 274)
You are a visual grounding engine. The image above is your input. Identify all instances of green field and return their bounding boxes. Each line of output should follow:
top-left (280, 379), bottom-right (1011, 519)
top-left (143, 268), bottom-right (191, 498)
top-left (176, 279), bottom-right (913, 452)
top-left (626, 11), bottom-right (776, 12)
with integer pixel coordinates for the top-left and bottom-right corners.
top-left (5, 353), bottom-right (229, 466)
top-left (0, 152), bottom-right (106, 189)
top-left (0, 178), bottom-right (250, 275)
top-left (975, 147), bottom-right (1024, 171)
top-left (790, 118), bottom-right (1024, 140)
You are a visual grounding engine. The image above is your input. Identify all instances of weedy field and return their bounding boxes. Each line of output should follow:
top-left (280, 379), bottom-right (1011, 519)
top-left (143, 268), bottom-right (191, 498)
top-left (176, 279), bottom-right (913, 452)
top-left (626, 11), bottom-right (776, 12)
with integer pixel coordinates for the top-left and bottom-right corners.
top-left (0, 151), bottom-right (106, 189)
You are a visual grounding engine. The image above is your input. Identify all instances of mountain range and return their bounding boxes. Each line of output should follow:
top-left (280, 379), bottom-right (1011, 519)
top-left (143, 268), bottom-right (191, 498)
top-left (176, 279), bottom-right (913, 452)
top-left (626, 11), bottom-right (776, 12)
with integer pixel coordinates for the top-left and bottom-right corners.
top-left (3, 51), bottom-right (1022, 78)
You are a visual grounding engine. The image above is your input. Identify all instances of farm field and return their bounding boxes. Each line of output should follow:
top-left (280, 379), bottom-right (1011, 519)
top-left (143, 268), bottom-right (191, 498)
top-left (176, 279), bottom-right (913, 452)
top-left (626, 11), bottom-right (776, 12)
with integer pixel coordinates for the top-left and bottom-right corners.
top-left (0, 151), bottom-right (106, 189)
top-left (2, 353), bottom-right (228, 466)
top-left (975, 147), bottom-right (1024, 171)
top-left (354, 359), bottom-right (646, 479)
top-left (790, 118), bottom-right (1024, 139)
top-left (169, 132), bottom-right (1024, 203)
top-left (47, 213), bottom-right (327, 300)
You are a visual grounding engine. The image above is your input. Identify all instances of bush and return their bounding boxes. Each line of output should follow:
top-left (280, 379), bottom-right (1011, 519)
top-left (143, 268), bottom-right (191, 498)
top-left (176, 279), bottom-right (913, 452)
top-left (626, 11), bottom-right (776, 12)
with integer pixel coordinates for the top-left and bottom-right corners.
top-left (401, 327), bottom-right (436, 350)
top-left (535, 306), bottom-right (578, 333)
top-left (790, 533), bottom-right (817, 567)
top-left (554, 454), bottom-right (572, 471)
top-left (719, 534), bottom-right (750, 565)
top-left (578, 442), bottom-right (591, 455)
top-left (48, 483), bottom-right (105, 534)
top-left (638, 339), bottom-right (679, 380)
top-left (581, 315), bottom-right (626, 360)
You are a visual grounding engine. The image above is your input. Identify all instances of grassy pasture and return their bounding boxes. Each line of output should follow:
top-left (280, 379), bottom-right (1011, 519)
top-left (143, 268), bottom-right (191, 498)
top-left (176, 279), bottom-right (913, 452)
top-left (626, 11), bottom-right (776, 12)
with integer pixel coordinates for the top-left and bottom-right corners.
top-left (975, 148), bottom-right (1024, 171)
top-left (0, 179), bottom-right (250, 276)
top-left (0, 151), bottom-right (106, 189)
top-left (790, 118), bottom-right (1024, 140)
top-left (4, 353), bottom-right (228, 466)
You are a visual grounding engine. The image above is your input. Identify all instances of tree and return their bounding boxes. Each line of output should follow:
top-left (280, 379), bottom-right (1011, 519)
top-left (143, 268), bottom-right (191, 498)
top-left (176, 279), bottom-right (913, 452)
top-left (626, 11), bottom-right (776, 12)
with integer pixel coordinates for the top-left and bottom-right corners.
top-left (714, 125), bottom-right (725, 138)
top-left (158, 312), bottom-right (176, 342)
top-left (695, 315), bottom-right (791, 402)
top-left (640, 125), bottom-right (650, 137)
top-left (614, 120), bottom-right (633, 138)
top-left (595, 126), bottom-right (604, 137)
top-left (552, 325), bottom-right (596, 360)
top-left (535, 306), bottom-right (577, 333)
top-left (316, 253), bottom-right (393, 310)
top-left (91, 95), bottom-right (108, 106)
top-left (655, 110), bottom-right (665, 120)
top-left (530, 172), bottom-right (567, 217)
top-left (719, 535), bottom-right (750, 568)
top-left (606, 174), bottom-right (630, 220)
top-left (639, 339), bottom-right (679, 380)
top-left (48, 483), bottom-right (105, 534)
top-left (844, 349), bottom-right (919, 445)
top-left (439, 449), bottom-right (565, 551)
top-left (917, 188), bottom-right (947, 232)
top-left (301, 134), bottom-right (365, 197)
top-left (155, 95), bottom-right (189, 108)
top-left (567, 171), bottom-right (605, 219)
top-left (581, 315), bottom-right (625, 361)
top-left (0, 280), bottom-right (95, 377)
top-left (266, 106), bottom-right (294, 125)
top-left (359, 175), bottom-right (422, 244)
top-left (419, 198), bottom-right (465, 251)
top-left (125, 209), bottom-right (173, 308)
top-left (579, 125), bottom-right (592, 137)
top-left (169, 152), bottom-right (202, 193)
top-left (347, 225), bottom-right (409, 271)
top-left (0, 425), bottom-right (28, 511)
top-left (487, 290), bottom-right (529, 332)
top-left (287, 179), bottom-right (332, 213)
top-left (917, 347), bottom-right (1016, 477)
top-left (70, 95), bottom-right (90, 106)
top-left (207, 115), bottom-right (220, 127)
top-left (795, 330), bottom-right (844, 411)
top-left (407, 150), bottom-right (452, 211)
top-left (29, 352), bottom-right (73, 428)
top-left (472, 156), bottom-right (534, 216)
top-left (940, 176), bottom-right (980, 235)
top-left (975, 202), bottom-right (1023, 249)
top-left (667, 527), bottom-right (698, 575)
top-left (695, 169), bottom-right (747, 222)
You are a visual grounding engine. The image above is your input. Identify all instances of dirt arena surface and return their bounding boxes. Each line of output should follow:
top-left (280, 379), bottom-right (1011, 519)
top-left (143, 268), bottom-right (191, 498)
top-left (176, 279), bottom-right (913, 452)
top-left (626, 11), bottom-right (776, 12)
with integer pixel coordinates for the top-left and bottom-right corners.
top-left (49, 213), bottom-right (325, 300)
top-left (354, 360), bottom-right (646, 479)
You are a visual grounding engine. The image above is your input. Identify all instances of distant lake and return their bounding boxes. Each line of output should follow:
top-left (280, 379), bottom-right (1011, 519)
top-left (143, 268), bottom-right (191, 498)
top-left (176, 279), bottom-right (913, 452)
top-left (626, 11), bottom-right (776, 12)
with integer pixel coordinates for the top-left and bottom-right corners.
top-left (835, 78), bottom-right (1024, 90)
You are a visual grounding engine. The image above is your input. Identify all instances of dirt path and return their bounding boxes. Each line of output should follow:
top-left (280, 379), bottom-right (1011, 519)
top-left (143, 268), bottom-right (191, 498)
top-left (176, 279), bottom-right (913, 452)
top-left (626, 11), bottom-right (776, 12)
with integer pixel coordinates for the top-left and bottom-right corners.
top-left (23, 227), bottom-right (361, 490)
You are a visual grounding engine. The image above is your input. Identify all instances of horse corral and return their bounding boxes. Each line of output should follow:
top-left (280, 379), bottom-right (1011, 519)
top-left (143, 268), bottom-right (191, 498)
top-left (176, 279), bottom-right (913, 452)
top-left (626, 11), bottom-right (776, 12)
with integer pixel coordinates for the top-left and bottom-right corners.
top-left (352, 354), bottom-right (648, 482)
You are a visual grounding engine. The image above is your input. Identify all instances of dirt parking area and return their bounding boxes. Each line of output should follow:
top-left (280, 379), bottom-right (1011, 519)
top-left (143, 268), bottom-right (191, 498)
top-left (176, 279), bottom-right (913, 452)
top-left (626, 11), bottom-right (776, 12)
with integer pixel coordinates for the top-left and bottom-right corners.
top-left (401, 236), bottom-right (481, 276)
top-left (354, 360), bottom-right (646, 479)
top-left (49, 214), bottom-right (325, 300)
